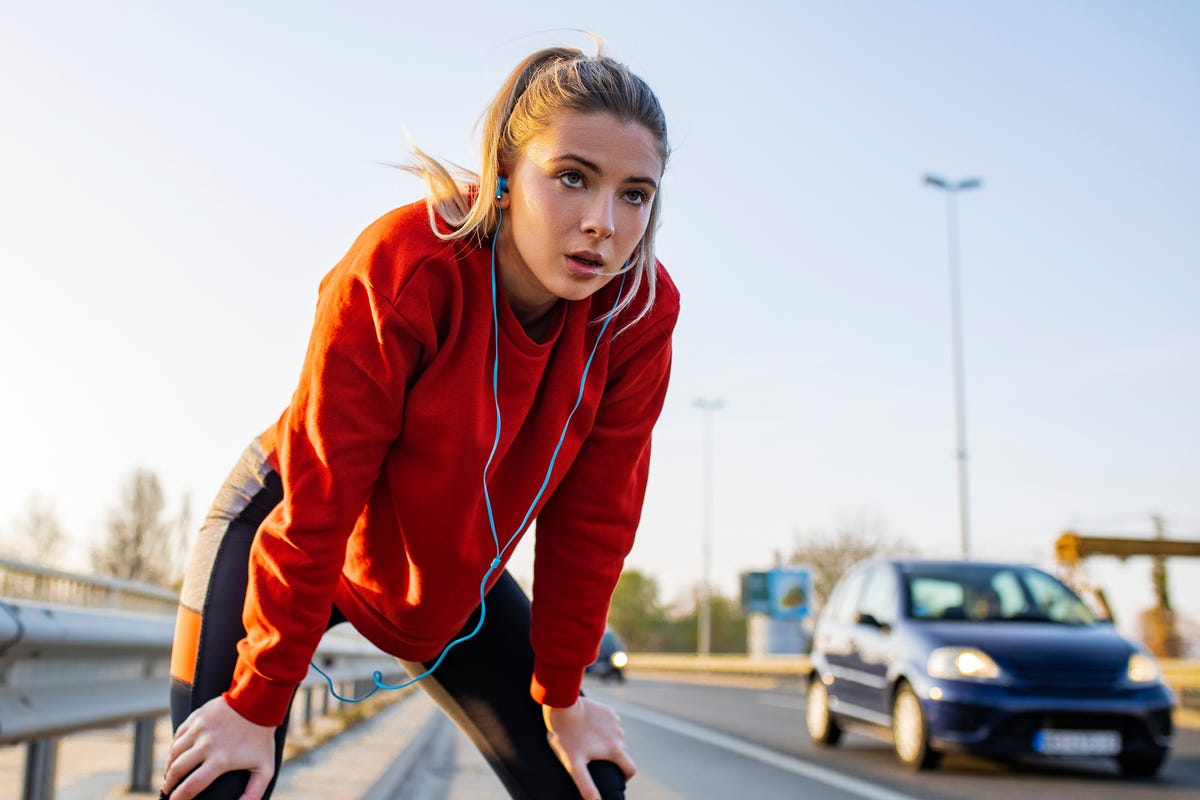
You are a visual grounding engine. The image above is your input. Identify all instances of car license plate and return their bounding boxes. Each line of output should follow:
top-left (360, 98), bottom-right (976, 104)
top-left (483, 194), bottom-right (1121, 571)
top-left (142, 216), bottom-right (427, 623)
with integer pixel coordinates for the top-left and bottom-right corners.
top-left (1033, 729), bottom-right (1121, 756)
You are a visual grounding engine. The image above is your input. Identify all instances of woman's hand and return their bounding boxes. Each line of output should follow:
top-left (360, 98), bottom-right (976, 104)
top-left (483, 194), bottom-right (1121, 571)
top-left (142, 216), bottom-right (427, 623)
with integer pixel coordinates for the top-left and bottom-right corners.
top-left (162, 695), bottom-right (276, 800)
top-left (543, 697), bottom-right (636, 800)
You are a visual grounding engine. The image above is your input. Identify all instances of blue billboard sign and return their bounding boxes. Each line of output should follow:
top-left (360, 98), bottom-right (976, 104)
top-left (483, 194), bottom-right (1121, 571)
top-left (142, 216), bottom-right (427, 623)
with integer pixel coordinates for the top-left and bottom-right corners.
top-left (742, 568), bottom-right (811, 618)
top-left (767, 568), bottom-right (810, 619)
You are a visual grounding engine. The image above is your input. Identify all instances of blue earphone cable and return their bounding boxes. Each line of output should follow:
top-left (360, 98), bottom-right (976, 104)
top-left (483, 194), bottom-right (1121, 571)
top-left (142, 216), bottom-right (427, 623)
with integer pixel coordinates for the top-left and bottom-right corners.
top-left (311, 200), bottom-right (626, 702)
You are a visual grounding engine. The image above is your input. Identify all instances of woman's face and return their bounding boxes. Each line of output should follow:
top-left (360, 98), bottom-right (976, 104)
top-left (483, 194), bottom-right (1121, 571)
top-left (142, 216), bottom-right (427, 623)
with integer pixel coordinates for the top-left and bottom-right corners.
top-left (496, 110), bottom-right (664, 327)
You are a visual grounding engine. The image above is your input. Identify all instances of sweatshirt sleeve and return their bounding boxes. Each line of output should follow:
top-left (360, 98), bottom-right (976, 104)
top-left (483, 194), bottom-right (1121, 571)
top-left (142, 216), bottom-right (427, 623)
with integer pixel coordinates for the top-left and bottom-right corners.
top-left (224, 242), bottom-right (423, 726)
top-left (529, 311), bottom-right (676, 707)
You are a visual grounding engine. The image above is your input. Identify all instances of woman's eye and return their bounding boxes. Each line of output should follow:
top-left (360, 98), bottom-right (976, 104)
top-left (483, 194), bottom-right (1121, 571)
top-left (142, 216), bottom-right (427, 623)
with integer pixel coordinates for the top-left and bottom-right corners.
top-left (623, 189), bottom-right (649, 206)
top-left (560, 171), bottom-right (584, 188)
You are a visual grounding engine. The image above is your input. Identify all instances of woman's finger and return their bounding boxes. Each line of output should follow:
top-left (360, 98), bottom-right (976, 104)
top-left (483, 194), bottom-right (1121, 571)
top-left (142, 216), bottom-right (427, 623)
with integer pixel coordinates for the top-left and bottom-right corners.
top-left (162, 743), bottom-right (205, 797)
top-left (169, 760), bottom-right (224, 800)
top-left (613, 750), bottom-right (638, 781)
top-left (165, 716), bottom-right (194, 754)
top-left (242, 768), bottom-right (273, 800)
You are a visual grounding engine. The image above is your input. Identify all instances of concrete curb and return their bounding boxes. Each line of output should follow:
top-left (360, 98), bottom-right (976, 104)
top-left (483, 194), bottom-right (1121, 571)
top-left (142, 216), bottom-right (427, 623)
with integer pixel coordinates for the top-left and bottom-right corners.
top-left (360, 710), bottom-right (454, 800)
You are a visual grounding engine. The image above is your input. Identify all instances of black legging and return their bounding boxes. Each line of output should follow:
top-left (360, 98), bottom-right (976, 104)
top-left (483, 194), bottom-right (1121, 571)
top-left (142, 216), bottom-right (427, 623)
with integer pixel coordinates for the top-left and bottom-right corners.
top-left (168, 442), bottom-right (625, 799)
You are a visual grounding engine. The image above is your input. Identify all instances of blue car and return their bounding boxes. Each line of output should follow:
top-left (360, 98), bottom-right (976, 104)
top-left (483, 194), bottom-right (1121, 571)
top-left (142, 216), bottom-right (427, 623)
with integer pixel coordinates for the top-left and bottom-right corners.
top-left (806, 559), bottom-right (1174, 776)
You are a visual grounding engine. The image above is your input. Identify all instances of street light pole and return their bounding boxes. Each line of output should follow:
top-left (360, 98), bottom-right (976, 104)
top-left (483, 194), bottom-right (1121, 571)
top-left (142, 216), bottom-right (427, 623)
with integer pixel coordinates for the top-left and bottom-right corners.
top-left (694, 397), bottom-right (723, 656)
top-left (924, 174), bottom-right (982, 559)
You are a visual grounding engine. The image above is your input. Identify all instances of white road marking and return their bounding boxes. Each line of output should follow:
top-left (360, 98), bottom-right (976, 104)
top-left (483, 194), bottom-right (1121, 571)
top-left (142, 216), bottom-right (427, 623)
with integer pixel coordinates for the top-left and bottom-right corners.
top-left (755, 694), bottom-right (805, 710)
top-left (610, 700), bottom-right (924, 800)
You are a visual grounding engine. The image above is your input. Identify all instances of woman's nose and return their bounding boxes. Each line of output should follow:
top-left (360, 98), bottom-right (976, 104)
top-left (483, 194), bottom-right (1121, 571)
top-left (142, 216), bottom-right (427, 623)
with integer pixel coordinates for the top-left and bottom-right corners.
top-left (582, 195), bottom-right (615, 239)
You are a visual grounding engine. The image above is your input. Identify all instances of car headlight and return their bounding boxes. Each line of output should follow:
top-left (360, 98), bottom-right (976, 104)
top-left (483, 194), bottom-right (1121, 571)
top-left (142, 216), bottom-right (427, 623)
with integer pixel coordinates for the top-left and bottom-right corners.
top-left (610, 650), bottom-right (629, 669)
top-left (1127, 653), bottom-right (1160, 684)
top-left (927, 646), bottom-right (1003, 682)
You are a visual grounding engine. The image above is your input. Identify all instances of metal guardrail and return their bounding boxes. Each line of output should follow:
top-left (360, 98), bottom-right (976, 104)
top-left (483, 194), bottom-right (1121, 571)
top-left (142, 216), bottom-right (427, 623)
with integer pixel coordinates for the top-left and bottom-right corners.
top-left (0, 600), bottom-right (175, 744)
top-left (630, 653), bottom-right (809, 677)
top-left (0, 598), bottom-right (406, 800)
top-left (1161, 659), bottom-right (1200, 691)
top-left (0, 557), bottom-right (179, 616)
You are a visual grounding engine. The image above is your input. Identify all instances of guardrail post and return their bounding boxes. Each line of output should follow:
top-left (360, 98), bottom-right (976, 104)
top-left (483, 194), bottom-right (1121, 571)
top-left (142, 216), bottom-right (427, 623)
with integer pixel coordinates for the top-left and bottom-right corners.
top-left (23, 737), bottom-right (58, 800)
top-left (130, 718), bottom-right (157, 791)
top-left (302, 686), bottom-right (314, 731)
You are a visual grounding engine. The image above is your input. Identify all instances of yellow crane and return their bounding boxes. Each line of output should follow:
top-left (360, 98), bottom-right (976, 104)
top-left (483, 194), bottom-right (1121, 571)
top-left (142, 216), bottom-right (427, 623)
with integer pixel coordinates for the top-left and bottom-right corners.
top-left (1055, 517), bottom-right (1200, 657)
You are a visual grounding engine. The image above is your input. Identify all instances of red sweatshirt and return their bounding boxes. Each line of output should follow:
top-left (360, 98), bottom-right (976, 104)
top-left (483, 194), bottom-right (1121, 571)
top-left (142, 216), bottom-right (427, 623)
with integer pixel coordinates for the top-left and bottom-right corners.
top-left (225, 202), bottom-right (679, 726)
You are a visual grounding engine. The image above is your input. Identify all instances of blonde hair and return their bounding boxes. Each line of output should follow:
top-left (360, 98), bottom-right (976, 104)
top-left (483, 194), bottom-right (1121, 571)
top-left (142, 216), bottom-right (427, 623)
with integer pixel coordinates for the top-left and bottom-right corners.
top-left (404, 42), bottom-right (670, 329)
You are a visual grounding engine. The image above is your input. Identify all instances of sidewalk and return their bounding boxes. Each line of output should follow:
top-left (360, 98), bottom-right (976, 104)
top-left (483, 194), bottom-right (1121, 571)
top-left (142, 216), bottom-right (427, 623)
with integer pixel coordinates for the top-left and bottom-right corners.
top-left (274, 691), bottom-right (503, 800)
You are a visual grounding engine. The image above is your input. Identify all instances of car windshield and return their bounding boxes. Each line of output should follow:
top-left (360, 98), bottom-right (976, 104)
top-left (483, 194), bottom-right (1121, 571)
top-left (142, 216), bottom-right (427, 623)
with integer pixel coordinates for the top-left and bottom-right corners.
top-left (903, 564), bottom-right (1096, 625)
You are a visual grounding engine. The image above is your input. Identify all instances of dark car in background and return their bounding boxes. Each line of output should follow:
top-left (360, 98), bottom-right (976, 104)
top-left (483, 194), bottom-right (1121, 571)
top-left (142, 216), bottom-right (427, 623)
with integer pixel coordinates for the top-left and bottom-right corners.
top-left (805, 559), bottom-right (1174, 776)
top-left (586, 629), bottom-right (629, 682)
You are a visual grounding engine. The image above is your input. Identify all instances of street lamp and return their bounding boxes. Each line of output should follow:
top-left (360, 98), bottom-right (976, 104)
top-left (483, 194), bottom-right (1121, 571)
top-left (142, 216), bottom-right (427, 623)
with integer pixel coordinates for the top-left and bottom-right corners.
top-left (694, 397), bottom-right (723, 656)
top-left (924, 174), bottom-right (982, 559)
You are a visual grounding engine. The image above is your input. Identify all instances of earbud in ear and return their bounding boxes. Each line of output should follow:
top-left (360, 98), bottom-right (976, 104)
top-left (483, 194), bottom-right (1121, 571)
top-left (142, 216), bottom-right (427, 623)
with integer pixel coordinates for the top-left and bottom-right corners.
top-left (496, 176), bottom-right (508, 200)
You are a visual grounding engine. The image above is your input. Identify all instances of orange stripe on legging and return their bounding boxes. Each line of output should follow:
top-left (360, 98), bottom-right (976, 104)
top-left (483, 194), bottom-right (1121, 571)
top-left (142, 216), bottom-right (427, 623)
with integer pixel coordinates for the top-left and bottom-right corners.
top-left (170, 605), bottom-right (202, 685)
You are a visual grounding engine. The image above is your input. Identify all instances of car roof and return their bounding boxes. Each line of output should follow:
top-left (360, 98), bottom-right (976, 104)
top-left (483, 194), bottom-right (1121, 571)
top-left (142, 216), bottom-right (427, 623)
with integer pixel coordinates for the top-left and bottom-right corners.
top-left (869, 558), bottom-right (1043, 571)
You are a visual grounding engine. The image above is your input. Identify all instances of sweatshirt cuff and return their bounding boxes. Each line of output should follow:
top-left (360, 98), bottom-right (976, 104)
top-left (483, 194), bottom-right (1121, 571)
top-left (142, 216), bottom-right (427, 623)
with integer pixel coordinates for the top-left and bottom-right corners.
top-left (530, 660), bottom-right (585, 708)
top-left (225, 660), bottom-right (298, 727)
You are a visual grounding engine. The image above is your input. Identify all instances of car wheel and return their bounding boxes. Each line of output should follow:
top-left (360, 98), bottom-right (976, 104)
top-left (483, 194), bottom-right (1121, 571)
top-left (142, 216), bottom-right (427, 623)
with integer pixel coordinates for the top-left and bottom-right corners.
top-left (1116, 749), bottom-right (1167, 778)
top-left (805, 675), bottom-right (842, 746)
top-left (892, 682), bottom-right (941, 771)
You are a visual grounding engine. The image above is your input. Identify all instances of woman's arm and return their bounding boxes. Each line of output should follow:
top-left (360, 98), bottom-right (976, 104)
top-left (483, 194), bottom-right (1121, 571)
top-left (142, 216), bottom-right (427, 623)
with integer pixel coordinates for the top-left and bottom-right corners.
top-left (530, 303), bottom-right (676, 794)
top-left (227, 263), bottom-right (422, 725)
top-left (531, 307), bottom-right (677, 705)
top-left (165, 222), bottom-right (428, 797)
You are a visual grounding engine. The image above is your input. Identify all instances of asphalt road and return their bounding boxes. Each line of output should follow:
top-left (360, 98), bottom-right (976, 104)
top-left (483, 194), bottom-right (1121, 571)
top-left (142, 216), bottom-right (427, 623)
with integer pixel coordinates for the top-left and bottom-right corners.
top-left (587, 676), bottom-right (1200, 800)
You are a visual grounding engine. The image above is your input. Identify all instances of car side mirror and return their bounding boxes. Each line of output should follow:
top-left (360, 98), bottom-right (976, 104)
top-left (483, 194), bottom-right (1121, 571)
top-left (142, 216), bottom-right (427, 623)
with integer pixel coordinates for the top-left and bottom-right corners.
top-left (856, 612), bottom-right (889, 631)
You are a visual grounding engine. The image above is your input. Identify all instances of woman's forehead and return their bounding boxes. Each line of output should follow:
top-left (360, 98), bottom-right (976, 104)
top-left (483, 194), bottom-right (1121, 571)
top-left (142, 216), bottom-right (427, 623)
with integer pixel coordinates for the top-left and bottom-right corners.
top-left (522, 111), bottom-right (665, 179)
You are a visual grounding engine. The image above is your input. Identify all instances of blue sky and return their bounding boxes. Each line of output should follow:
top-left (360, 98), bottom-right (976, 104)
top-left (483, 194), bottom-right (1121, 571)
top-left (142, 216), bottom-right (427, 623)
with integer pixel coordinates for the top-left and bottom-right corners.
top-left (1, 2), bottom-right (1197, 641)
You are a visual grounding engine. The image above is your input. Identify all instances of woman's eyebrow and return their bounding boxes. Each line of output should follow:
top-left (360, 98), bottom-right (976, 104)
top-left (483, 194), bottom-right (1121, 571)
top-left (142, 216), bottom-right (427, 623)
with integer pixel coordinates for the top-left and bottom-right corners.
top-left (553, 154), bottom-right (659, 190)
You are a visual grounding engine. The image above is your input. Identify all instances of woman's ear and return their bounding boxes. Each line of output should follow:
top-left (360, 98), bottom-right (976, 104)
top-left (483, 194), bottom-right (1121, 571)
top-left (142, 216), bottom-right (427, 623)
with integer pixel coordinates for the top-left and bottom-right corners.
top-left (495, 175), bottom-right (510, 208)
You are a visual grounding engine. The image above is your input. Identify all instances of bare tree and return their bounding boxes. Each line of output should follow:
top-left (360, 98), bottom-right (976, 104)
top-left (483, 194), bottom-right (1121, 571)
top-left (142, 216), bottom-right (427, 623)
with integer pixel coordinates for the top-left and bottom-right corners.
top-left (92, 468), bottom-right (176, 586)
top-left (789, 517), bottom-right (912, 606)
top-left (4, 495), bottom-right (69, 566)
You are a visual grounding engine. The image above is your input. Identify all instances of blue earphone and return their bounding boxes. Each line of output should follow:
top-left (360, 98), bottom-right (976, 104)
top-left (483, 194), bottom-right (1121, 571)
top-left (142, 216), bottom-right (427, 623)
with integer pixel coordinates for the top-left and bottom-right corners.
top-left (310, 178), bottom-right (624, 702)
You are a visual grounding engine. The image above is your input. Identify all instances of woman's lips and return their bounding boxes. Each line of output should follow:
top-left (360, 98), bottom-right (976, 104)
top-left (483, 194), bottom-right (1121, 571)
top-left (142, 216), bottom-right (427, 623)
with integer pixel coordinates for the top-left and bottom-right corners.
top-left (566, 253), bottom-right (605, 276)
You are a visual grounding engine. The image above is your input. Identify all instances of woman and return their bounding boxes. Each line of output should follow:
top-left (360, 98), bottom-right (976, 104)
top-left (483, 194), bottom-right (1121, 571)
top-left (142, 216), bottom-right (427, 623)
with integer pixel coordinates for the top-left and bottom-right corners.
top-left (163, 42), bottom-right (678, 800)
